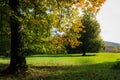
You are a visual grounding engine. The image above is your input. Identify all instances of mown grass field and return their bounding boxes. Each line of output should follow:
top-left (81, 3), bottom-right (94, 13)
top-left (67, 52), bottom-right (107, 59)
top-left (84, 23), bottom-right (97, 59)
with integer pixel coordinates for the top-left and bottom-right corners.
top-left (0, 53), bottom-right (120, 80)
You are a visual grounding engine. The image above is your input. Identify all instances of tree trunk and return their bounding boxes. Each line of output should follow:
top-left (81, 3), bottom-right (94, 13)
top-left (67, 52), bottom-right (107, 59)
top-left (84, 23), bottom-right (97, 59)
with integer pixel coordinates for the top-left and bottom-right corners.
top-left (1, 0), bottom-right (27, 74)
top-left (82, 50), bottom-right (86, 56)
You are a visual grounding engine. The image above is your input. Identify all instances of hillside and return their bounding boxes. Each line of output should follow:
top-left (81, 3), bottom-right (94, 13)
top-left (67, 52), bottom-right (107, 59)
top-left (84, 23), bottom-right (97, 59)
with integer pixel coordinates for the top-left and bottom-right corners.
top-left (104, 41), bottom-right (120, 52)
top-left (105, 41), bottom-right (120, 47)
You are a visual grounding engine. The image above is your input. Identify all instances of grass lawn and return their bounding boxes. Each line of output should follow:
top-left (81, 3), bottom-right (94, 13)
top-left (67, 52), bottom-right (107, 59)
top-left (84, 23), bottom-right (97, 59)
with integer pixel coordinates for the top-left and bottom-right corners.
top-left (0, 53), bottom-right (120, 80)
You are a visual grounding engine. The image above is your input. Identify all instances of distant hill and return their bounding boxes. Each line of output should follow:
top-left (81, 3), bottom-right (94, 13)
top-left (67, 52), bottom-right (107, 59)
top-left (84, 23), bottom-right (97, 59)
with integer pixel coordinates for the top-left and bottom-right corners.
top-left (104, 41), bottom-right (120, 52)
top-left (105, 41), bottom-right (120, 47)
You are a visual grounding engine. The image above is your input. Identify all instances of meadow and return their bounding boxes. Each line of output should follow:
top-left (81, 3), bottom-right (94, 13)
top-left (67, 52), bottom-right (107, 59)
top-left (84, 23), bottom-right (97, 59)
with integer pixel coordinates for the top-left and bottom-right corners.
top-left (0, 53), bottom-right (120, 80)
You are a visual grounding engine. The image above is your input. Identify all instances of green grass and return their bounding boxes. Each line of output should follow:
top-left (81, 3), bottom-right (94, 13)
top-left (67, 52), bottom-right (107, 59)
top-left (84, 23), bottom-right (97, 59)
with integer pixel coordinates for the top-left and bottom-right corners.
top-left (0, 53), bottom-right (120, 80)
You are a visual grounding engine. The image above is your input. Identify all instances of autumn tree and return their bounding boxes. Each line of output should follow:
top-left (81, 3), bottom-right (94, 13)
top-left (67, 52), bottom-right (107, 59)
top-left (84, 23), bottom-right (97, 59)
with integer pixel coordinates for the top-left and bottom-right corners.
top-left (0, 0), bottom-right (105, 74)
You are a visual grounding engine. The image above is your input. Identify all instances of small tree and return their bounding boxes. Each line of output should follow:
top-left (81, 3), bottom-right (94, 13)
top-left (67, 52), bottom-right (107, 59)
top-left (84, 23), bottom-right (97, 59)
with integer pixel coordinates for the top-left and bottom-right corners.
top-left (79, 13), bottom-right (104, 56)
top-left (66, 13), bottom-right (104, 55)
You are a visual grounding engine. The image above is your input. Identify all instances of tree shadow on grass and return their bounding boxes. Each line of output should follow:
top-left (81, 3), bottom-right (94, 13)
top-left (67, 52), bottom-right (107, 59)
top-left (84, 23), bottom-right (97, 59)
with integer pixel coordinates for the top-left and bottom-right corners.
top-left (0, 62), bottom-right (120, 80)
top-left (0, 63), bottom-right (9, 74)
top-left (28, 62), bottom-right (120, 80)
top-left (28, 54), bottom-right (97, 58)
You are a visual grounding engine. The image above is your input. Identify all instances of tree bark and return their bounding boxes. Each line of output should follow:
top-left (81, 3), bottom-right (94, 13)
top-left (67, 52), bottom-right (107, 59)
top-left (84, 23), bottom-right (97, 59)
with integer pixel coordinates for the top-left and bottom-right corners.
top-left (82, 49), bottom-right (86, 56)
top-left (1, 0), bottom-right (27, 74)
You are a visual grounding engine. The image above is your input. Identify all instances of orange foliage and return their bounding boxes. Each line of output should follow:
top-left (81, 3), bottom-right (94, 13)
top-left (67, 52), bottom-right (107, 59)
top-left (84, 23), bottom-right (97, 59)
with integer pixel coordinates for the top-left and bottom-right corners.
top-left (23, 0), bottom-right (106, 48)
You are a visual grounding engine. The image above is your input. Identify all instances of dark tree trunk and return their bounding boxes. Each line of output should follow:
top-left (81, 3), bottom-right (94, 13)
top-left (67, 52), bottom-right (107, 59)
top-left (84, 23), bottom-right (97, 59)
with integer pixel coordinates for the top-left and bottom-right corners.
top-left (82, 49), bottom-right (86, 56)
top-left (1, 0), bottom-right (27, 74)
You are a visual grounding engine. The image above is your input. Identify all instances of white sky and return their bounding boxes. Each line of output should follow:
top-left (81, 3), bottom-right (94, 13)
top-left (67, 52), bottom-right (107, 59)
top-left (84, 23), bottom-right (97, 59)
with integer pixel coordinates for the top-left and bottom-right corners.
top-left (96, 0), bottom-right (120, 43)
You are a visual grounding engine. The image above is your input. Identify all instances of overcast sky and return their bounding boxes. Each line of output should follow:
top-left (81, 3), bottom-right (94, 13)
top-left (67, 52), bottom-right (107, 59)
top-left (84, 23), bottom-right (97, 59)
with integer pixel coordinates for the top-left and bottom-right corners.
top-left (96, 0), bottom-right (120, 43)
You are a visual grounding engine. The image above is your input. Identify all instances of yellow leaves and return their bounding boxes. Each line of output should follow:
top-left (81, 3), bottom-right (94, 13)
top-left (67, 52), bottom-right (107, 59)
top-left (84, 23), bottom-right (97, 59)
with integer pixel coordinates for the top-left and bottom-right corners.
top-left (68, 37), bottom-right (81, 48)
top-left (85, 1), bottom-right (90, 7)
top-left (30, 18), bottom-right (48, 25)
top-left (89, 7), bottom-right (95, 12)
top-left (72, 21), bottom-right (85, 34)
top-left (52, 36), bottom-right (63, 44)
top-left (20, 25), bottom-right (26, 32)
top-left (30, 19), bottom-right (39, 24)
top-left (73, 0), bottom-right (85, 11)
top-left (43, 0), bottom-right (47, 2)
top-left (74, 27), bottom-right (83, 33)
top-left (98, 0), bottom-right (106, 3)
top-left (49, 36), bottom-right (65, 49)
top-left (58, 28), bottom-right (69, 33)
top-left (75, 2), bottom-right (84, 8)
top-left (81, 25), bottom-right (86, 28)
top-left (82, 0), bottom-right (106, 14)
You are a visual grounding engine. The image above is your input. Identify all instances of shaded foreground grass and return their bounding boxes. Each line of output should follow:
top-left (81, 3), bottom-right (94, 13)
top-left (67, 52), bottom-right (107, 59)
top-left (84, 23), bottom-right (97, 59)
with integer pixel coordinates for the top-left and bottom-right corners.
top-left (0, 53), bottom-right (120, 80)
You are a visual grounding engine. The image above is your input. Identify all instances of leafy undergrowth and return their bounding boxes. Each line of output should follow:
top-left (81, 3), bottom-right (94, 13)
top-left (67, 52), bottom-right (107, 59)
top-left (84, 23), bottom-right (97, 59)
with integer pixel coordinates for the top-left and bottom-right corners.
top-left (0, 53), bottom-right (120, 80)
